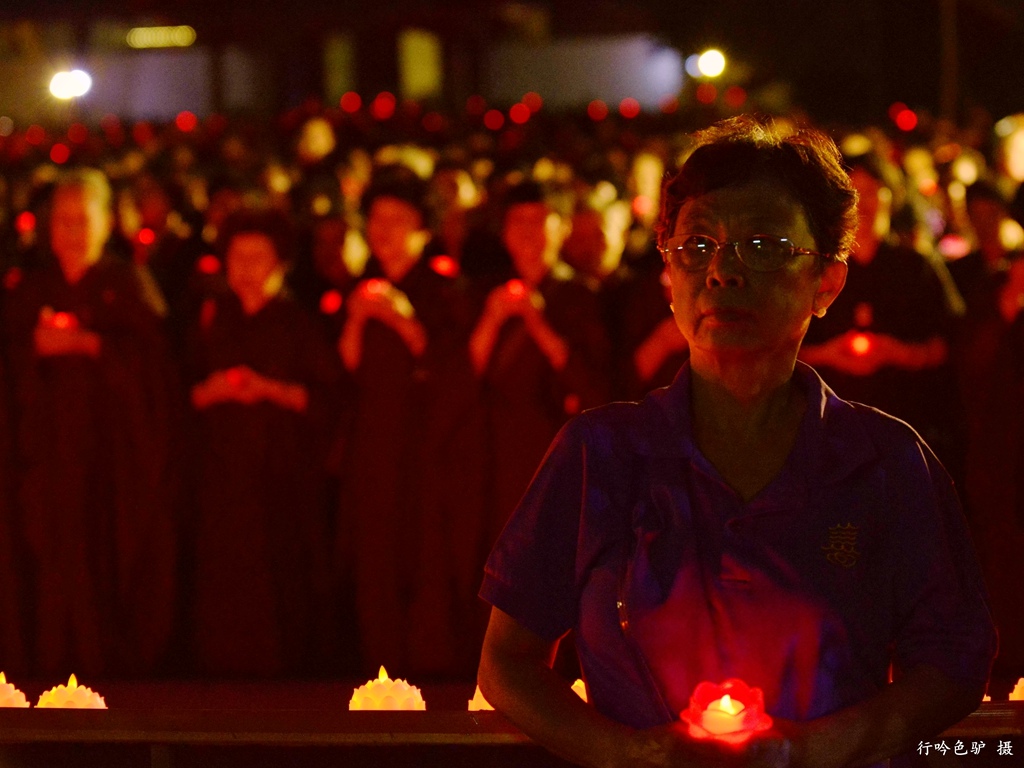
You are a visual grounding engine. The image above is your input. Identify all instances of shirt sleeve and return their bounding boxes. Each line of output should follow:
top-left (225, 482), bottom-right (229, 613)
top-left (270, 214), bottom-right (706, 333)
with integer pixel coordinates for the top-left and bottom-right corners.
top-left (479, 416), bottom-right (590, 642)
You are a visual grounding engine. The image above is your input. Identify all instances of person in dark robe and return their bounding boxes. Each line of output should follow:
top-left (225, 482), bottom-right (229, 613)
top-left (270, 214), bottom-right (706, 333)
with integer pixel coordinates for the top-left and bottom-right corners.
top-left (469, 180), bottom-right (611, 551)
top-left (563, 195), bottom-right (689, 399)
top-left (800, 156), bottom-right (964, 480)
top-left (0, 351), bottom-right (27, 674)
top-left (338, 166), bottom-right (480, 678)
top-left (187, 209), bottom-right (342, 678)
top-left (3, 169), bottom-right (177, 677)
top-left (954, 250), bottom-right (1024, 696)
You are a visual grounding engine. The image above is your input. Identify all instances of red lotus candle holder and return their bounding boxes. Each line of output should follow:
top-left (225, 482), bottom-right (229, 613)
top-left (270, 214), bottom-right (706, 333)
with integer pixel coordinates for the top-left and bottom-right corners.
top-left (680, 678), bottom-right (773, 745)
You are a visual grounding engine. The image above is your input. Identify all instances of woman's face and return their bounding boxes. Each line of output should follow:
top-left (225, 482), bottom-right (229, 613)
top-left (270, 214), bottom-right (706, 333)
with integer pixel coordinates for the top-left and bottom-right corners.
top-left (666, 180), bottom-right (846, 361)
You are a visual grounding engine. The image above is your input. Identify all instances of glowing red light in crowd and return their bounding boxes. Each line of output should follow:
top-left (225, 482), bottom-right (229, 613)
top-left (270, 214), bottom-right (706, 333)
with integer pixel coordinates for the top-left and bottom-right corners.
top-left (197, 255), bottom-right (221, 275)
top-left (67, 123), bottom-right (88, 143)
top-left (850, 333), bottom-right (871, 356)
top-left (320, 289), bottom-right (343, 315)
top-left (918, 178), bottom-right (938, 196)
top-left (522, 92), bottom-right (543, 112)
top-left (3, 267), bottom-right (23, 291)
top-left (466, 95), bottom-right (487, 115)
top-left (895, 108), bottom-right (918, 132)
top-left (632, 195), bottom-right (654, 217)
top-left (340, 92), bottom-right (362, 113)
top-left (429, 255), bottom-right (459, 277)
top-left (175, 111), bottom-right (198, 132)
top-left (888, 102), bottom-right (908, 122)
top-left (225, 367), bottom-right (248, 390)
top-left (370, 92), bottom-right (396, 121)
top-left (938, 233), bottom-right (971, 259)
top-left (509, 103), bottom-right (531, 125)
top-left (15, 211), bottom-right (36, 234)
top-left (51, 312), bottom-right (77, 330)
top-left (49, 143), bottom-right (71, 164)
top-left (695, 84), bottom-right (717, 105)
top-left (133, 122), bottom-right (155, 146)
top-left (724, 86), bottom-right (747, 109)
top-left (25, 125), bottom-right (45, 145)
top-left (137, 228), bottom-right (156, 246)
top-left (563, 393), bottom-right (581, 415)
top-left (619, 98), bottom-right (641, 119)
top-left (587, 100), bottom-right (608, 121)
top-left (506, 279), bottom-right (527, 298)
top-left (422, 112), bottom-right (444, 132)
top-left (483, 109), bottom-right (505, 130)
top-left (365, 278), bottom-right (388, 295)
top-left (660, 96), bottom-right (679, 114)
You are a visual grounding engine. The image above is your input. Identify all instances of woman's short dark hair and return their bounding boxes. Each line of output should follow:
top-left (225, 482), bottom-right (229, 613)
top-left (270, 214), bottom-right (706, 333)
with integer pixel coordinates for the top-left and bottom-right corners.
top-left (218, 208), bottom-right (295, 264)
top-left (657, 115), bottom-right (858, 262)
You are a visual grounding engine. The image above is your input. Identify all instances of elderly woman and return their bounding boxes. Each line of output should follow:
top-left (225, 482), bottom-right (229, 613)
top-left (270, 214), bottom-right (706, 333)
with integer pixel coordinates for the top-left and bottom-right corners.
top-left (477, 117), bottom-right (995, 768)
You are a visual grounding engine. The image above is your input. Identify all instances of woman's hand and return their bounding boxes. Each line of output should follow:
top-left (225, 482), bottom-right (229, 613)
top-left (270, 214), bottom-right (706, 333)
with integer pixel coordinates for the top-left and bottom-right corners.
top-left (626, 722), bottom-right (795, 768)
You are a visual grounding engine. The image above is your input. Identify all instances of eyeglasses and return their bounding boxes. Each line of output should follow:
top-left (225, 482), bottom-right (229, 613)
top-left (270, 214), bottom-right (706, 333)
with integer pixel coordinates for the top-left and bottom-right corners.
top-left (658, 234), bottom-right (829, 273)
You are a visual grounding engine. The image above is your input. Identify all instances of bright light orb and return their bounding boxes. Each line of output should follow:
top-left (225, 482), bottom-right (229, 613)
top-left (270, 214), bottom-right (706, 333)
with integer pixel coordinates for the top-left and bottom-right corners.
top-left (697, 49), bottom-right (726, 78)
top-left (50, 70), bottom-right (92, 100)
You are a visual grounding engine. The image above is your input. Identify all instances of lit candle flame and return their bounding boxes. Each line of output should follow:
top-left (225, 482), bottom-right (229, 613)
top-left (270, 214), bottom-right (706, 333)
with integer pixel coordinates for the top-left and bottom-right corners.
top-left (713, 694), bottom-right (744, 715)
top-left (68, 674), bottom-right (78, 689)
top-left (377, 666), bottom-right (389, 682)
top-left (0, 672), bottom-right (6, 684)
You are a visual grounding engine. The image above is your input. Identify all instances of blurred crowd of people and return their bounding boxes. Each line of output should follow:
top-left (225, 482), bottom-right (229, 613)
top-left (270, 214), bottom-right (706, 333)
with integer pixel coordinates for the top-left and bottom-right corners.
top-left (0, 100), bottom-right (1022, 687)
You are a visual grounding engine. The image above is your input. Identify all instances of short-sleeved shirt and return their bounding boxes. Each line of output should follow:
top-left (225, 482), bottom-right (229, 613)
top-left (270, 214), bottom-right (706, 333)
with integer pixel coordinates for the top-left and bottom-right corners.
top-left (481, 362), bottom-right (996, 730)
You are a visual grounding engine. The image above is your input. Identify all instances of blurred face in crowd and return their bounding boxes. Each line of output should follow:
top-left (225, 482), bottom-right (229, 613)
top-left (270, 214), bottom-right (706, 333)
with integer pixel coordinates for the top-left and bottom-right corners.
top-left (366, 196), bottom-right (427, 275)
top-left (563, 208), bottom-right (607, 277)
top-left (968, 197), bottom-right (1009, 258)
top-left (849, 167), bottom-right (890, 258)
top-left (50, 184), bottom-right (113, 280)
top-left (503, 201), bottom-right (566, 283)
top-left (226, 231), bottom-right (285, 314)
top-left (563, 202), bottom-right (630, 280)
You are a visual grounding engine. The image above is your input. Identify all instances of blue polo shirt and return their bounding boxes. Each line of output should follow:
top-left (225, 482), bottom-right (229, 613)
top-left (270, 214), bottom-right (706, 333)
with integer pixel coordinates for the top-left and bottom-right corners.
top-left (481, 362), bottom-right (996, 729)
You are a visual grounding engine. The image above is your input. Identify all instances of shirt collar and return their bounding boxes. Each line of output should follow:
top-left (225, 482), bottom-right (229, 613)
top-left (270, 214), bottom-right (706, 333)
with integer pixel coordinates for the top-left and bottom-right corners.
top-left (638, 361), bottom-right (879, 485)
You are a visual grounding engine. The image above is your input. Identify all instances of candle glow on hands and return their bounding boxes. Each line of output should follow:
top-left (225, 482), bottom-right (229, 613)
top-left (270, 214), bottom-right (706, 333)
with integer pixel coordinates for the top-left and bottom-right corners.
top-left (680, 679), bottom-right (772, 744)
top-left (850, 333), bottom-right (871, 356)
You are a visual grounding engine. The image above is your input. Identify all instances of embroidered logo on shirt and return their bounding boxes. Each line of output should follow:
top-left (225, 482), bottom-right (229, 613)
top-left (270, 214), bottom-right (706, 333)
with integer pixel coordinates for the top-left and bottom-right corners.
top-left (822, 523), bottom-right (860, 568)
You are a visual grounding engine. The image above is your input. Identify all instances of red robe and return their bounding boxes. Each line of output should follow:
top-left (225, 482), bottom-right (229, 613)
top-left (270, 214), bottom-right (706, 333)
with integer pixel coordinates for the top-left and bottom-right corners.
top-left (187, 289), bottom-right (342, 677)
top-left (4, 257), bottom-right (177, 677)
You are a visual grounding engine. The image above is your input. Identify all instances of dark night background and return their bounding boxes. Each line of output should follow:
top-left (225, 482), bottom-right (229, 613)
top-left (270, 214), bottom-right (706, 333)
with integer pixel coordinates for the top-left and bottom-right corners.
top-left (1, 0), bottom-right (1022, 124)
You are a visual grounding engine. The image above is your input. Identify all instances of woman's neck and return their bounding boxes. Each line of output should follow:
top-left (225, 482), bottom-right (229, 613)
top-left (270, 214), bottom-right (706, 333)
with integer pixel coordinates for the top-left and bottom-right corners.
top-left (689, 352), bottom-right (800, 438)
top-left (689, 355), bottom-right (806, 501)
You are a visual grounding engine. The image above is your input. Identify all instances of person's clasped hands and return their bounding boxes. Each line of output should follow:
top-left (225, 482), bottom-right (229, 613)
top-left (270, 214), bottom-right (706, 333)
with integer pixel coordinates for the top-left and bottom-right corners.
top-left (481, 278), bottom-right (546, 327)
top-left (624, 719), bottom-right (799, 768)
top-left (339, 278), bottom-right (427, 370)
top-left (33, 306), bottom-right (101, 358)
